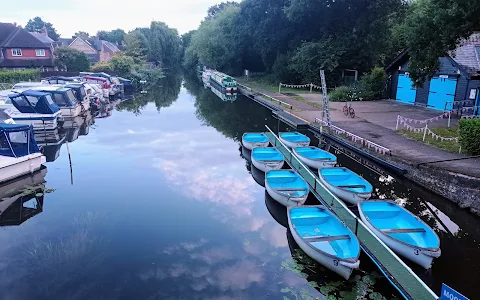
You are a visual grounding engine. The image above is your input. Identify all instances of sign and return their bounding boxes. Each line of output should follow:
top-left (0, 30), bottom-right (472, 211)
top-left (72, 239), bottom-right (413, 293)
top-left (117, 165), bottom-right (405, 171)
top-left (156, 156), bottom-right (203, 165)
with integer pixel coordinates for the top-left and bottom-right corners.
top-left (440, 284), bottom-right (469, 300)
top-left (468, 89), bottom-right (477, 100)
top-left (439, 75), bottom-right (449, 79)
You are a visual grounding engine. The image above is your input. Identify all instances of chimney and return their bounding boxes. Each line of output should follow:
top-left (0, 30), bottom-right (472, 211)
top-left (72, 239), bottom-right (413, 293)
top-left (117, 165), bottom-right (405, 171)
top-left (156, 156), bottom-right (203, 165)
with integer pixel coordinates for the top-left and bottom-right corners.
top-left (13, 22), bottom-right (17, 27)
top-left (41, 23), bottom-right (49, 37)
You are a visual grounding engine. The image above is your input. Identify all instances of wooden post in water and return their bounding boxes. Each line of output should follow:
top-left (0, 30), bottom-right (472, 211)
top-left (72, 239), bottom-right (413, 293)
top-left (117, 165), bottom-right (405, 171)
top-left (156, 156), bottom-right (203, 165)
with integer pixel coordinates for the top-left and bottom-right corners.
top-left (66, 142), bottom-right (73, 185)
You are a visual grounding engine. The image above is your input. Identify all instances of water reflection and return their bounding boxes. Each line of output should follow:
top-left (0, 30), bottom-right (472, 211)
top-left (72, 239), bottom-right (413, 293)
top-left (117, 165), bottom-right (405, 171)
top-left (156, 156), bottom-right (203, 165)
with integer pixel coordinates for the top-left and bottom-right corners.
top-left (0, 167), bottom-right (47, 226)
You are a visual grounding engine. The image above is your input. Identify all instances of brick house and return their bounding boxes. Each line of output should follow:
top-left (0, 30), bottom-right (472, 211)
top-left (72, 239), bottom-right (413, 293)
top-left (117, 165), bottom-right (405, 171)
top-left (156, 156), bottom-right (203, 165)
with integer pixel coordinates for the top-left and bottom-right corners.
top-left (0, 22), bottom-right (54, 71)
top-left (66, 37), bottom-right (120, 63)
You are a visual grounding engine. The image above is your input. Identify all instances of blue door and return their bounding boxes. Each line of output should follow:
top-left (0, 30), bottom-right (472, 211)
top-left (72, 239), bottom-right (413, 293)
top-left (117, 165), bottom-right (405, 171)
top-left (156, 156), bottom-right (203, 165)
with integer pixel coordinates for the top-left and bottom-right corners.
top-left (427, 77), bottom-right (457, 110)
top-left (396, 74), bottom-right (416, 104)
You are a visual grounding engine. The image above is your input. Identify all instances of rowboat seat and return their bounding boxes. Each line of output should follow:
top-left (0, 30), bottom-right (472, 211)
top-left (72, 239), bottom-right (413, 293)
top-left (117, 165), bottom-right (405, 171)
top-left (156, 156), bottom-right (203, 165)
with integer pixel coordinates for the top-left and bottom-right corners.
top-left (304, 235), bottom-right (351, 242)
top-left (381, 228), bottom-right (426, 234)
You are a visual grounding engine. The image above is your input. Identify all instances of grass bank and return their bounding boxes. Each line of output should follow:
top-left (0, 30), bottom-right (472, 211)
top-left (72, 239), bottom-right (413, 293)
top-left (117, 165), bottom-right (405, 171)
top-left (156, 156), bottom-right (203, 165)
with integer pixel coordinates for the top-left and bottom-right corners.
top-left (399, 126), bottom-right (460, 153)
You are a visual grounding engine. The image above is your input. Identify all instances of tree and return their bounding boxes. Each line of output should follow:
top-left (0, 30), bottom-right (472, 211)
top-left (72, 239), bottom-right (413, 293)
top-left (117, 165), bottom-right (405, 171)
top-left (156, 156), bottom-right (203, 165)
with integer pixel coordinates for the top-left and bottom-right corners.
top-left (74, 31), bottom-right (90, 40)
top-left (97, 29), bottom-right (126, 44)
top-left (25, 17), bottom-right (60, 41)
top-left (110, 55), bottom-right (135, 77)
top-left (206, 1), bottom-right (240, 20)
top-left (124, 30), bottom-right (149, 63)
top-left (404, 0), bottom-right (480, 84)
top-left (91, 61), bottom-right (113, 73)
top-left (54, 47), bottom-right (90, 72)
top-left (142, 21), bottom-right (182, 67)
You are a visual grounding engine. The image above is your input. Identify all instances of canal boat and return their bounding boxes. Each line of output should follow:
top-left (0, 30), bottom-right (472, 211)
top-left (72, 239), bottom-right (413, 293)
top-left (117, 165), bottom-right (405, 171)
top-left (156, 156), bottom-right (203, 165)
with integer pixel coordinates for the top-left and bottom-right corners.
top-left (210, 85), bottom-right (238, 101)
top-left (279, 132), bottom-right (310, 148)
top-left (5, 91), bottom-right (61, 131)
top-left (318, 167), bottom-right (372, 205)
top-left (242, 133), bottom-right (269, 150)
top-left (265, 170), bottom-right (309, 207)
top-left (64, 83), bottom-right (91, 111)
top-left (358, 200), bottom-right (441, 269)
top-left (252, 147), bottom-right (285, 172)
top-left (293, 146), bottom-right (337, 169)
top-left (31, 86), bottom-right (82, 117)
top-left (288, 206), bottom-right (361, 280)
top-left (0, 124), bottom-right (46, 183)
top-left (209, 70), bottom-right (238, 93)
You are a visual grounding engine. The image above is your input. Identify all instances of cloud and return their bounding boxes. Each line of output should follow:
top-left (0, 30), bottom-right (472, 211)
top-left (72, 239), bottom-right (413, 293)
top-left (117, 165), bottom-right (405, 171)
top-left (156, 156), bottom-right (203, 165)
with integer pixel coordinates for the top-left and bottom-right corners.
top-left (209, 260), bottom-right (264, 291)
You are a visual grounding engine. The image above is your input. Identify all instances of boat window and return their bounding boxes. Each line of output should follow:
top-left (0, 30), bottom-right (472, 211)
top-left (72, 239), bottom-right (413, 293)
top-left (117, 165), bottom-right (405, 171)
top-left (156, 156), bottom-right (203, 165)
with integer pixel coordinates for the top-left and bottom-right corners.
top-left (79, 87), bottom-right (86, 99)
top-left (12, 95), bottom-right (30, 107)
top-left (0, 133), bottom-right (14, 157)
top-left (44, 95), bottom-right (55, 106)
top-left (8, 131), bottom-right (28, 156)
top-left (53, 93), bottom-right (66, 106)
top-left (25, 95), bottom-right (39, 106)
top-left (66, 90), bottom-right (78, 104)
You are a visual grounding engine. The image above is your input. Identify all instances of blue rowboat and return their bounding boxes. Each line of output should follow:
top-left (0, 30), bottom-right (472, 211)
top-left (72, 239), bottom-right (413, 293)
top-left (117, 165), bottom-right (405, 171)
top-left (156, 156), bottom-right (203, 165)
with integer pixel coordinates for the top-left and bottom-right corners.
top-left (293, 147), bottom-right (337, 169)
top-left (358, 200), bottom-right (441, 269)
top-left (252, 147), bottom-right (285, 172)
top-left (242, 132), bottom-right (269, 150)
top-left (265, 170), bottom-right (309, 207)
top-left (288, 206), bottom-right (361, 279)
top-left (279, 132), bottom-right (310, 148)
top-left (318, 167), bottom-right (372, 205)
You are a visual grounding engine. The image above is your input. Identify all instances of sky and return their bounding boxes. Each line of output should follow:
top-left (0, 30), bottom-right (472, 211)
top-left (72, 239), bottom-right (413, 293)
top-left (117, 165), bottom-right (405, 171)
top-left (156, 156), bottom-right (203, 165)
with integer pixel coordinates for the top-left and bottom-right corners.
top-left (0, 0), bottom-right (240, 37)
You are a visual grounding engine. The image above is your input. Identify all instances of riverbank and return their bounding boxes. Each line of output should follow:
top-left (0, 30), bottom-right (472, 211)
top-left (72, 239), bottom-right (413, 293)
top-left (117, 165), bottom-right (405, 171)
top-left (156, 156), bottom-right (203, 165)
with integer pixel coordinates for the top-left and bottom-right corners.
top-left (237, 79), bottom-right (480, 215)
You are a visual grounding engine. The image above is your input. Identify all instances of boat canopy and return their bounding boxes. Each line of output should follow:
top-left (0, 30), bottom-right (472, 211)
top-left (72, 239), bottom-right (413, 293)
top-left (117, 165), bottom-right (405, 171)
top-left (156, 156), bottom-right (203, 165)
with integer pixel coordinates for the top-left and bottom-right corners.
top-left (43, 76), bottom-right (77, 84)
top-left (9, 90), bottom-right (60, 114)
top-left (65, 84), bottom-right (87, 101)
top-left (35, 88), bottom-right (78, 107)
top-left (0, 124), bottom-right (40, 157)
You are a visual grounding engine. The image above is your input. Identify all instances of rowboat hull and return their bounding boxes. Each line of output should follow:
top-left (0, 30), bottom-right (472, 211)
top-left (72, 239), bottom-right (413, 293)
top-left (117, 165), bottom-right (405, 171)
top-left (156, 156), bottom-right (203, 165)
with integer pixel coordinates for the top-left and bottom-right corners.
top-left (358, 200), bottom-right (441, 269)
top-left (252, 156), bottom-right (284, 173)
top-left (279, 132), bottom-right (310, 149)
top-left (288, 206), bottom-right (360, 279)
top-left (318, 168), bottom-right (372, 205)
top-left (265, 181), bottom-right (307, 207)
top-left (293, 147), bottom-right (337, 169)
top-left (279, 137), bottom-right (309, 149)
top-left (242, 133), bottom-right (269, 150)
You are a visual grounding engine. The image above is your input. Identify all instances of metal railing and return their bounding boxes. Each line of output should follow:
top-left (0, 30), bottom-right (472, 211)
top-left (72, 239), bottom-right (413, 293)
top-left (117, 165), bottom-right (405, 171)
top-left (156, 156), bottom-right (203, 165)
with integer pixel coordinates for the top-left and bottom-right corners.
top-left (0, 83), bottom-right (13, 90)
top-left (265, 125), bottom-right (437, 300)
top-left (238, 83), bottom-right (293, 109)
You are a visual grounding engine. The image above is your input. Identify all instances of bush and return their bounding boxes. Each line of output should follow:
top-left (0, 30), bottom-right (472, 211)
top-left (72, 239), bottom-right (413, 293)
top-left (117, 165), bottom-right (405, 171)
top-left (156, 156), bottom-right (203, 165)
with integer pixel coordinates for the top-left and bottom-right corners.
top-left (0, 69), bottom-right (39, 83)
top-left (91, 61), bottom-right (112, 73)
top-left (459, 118), bottom-right (480, 155)
top-left (357, 67), bottom-right (387, 100)
top-left (329, 86), bottom-right (360, 102)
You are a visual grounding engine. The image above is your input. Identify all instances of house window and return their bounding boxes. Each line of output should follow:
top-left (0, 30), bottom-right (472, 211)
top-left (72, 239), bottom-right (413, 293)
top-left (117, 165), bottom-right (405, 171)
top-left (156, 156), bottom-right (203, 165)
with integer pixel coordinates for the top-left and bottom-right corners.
top-left (35, 49), bottom-right (46, 57)
top-left (11, 49), bottom-right (22, 56)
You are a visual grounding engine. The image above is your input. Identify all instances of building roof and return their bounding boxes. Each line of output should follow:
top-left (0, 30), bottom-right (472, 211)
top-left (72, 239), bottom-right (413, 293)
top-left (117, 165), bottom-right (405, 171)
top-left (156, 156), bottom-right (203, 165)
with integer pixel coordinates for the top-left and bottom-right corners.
top-left (450, 33), bottom-right (480, 76)
top-left (0, 22), bottom-right (49, 49)
top-left (102, 41), bottom-right (120, 52)
top-left (52, 37), bottom-right (73, 48)
top-left (29, 32), bottom-right (54, 44)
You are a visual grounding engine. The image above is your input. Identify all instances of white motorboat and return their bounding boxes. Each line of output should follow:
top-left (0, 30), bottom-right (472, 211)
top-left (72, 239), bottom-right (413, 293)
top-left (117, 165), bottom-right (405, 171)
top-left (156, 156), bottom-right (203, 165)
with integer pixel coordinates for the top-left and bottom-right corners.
top-left (0, 123), bottom-right (46, 183)
top-left (31, 86), bottom-right (82, 117)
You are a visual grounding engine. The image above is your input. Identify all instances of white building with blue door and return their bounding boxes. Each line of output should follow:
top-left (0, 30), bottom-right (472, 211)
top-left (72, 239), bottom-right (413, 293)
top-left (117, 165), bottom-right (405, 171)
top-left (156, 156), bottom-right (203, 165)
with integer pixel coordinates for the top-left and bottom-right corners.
top-left (386, 34), bottom-right (480, 114)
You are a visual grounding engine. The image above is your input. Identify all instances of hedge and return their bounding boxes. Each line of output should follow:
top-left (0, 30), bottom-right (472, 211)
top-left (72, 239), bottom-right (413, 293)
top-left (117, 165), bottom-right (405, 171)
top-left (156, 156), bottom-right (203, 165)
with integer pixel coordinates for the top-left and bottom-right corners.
top-left (459, 118), bottom-right (480, 155)
top-left (0, 69), bottom-right (40, 83)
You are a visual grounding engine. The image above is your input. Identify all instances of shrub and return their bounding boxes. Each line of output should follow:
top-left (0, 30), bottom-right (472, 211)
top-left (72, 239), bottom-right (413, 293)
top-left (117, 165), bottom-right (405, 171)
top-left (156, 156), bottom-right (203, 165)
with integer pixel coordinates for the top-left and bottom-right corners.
top-left (91, 61), bottom-right (112, 73)
top-left (459, 118), bottom-right (480, 155)
top-left (357, 67), bottom-right (387, 100)
top-left (0, 69), bottom-right (39, 83)
top-left (329, 86), bottom-right (360, 102)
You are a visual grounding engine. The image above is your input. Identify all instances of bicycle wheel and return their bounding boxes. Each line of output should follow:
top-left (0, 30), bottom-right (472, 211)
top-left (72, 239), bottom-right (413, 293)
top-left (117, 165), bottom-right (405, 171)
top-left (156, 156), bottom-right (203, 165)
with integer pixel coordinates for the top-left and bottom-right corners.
top-left (343, 104), bottom-right (349, 116)
top-left (349, 107), bottom-right (355, 118)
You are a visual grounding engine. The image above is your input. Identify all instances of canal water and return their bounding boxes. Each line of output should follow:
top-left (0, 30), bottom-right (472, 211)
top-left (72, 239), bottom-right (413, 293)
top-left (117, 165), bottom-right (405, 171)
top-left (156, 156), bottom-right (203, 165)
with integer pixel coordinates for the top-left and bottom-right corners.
top-left (0, 74), bottom-right (478, 299)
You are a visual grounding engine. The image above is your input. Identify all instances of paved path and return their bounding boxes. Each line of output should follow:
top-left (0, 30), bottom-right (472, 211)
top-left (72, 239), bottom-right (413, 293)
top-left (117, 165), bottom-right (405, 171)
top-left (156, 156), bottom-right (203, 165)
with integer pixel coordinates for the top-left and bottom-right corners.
top-left (238, 81), bottom-right (480, 178)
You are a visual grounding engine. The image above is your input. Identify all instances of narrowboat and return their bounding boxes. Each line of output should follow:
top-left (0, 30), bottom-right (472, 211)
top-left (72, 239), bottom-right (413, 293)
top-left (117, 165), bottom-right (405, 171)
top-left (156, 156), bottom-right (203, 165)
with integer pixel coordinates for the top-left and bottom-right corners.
top-left (210, 71), bottom-right (238, 93)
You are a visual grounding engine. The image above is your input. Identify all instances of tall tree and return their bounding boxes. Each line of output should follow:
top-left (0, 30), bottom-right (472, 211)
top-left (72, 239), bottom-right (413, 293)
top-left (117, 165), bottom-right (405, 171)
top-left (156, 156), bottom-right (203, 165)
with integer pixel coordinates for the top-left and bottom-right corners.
top-left (25, 17), bottom-right (60, 41)
top-left (144, 21), bottom-right (182, 67)
top-left (74, 31), bottom-right (90, 40)
top-left (124, 30), bottom-right (149, 63)
top-left (97, 29), bottom-right (126, 44)
top-left (404, 0), bottom-right (480, 84)
top-left (206, 1), bottom-right (240, 20)
top-left (54, 47), bottom-right (90, 72)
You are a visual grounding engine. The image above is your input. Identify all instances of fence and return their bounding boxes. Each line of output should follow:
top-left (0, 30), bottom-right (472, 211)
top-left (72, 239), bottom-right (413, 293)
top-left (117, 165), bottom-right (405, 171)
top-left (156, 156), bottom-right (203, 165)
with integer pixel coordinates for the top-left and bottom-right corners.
top-left (0, 83), bottom-right (13, 90)
top-left (278, 82), bottom-right (322, 94)
top-left (238, 83), bottom-right (293, 110)
top-left (265, 125), bottom-right (438, 300)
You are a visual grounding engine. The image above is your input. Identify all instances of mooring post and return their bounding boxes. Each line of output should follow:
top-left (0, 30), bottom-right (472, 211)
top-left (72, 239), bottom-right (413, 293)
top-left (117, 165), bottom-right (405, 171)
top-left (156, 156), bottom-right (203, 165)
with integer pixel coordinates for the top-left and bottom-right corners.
top-left (423, 123), bottom-right (428, 141)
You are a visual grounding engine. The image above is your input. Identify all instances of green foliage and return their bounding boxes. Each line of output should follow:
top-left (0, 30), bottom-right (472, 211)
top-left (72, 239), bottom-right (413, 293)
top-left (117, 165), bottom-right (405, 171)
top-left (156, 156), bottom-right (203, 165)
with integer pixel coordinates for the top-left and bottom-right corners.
top-left (97, 29), bottom-right (125, 44)
top-left (54, 47), bottom-right (90, 72)
top-left (124, 31), bottom-right (149, 64)
top-left (404, 0), bottom-right (480, 84)
top-left (0, 69), bottom-right (39, 83)
top-left (91, 61), bottom-right (112, 73)
top-left (184, 5), bottom-right (241, 72)
top-left (110, 55), bottom-right (135, 78)
top-left (74, 31), bottom-right (90, 40)
top-left (141, 22), bottom-right (182, 67)
top-left (25, 17), bottom-right (59, 41)
top-left (357, 67), bottom-right (388, 100)
top-left (459, 119), bottom-right (480, 155)
top-left (329, 86), bottom-right (359, 102)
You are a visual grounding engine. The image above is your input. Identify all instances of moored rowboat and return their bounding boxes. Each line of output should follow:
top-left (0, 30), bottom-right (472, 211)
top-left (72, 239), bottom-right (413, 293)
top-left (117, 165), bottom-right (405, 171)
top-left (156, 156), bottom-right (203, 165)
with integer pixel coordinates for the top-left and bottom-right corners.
top-left (252, 147), bottom-right (284, 172)
top-left (279, 132), bottom-right (310, 148)
top-left (358, 200), bottom-right (441, 269)
top-left (288, 206), bottom-right (361, 279)
top-left (242, 132), bottom-right (269, 150)
top-left (293, 147), bottom-right (337, 169)
top-left (318, 167), bottom-right (372, 205)
top-left (265, 170), bottom-right (309, 207)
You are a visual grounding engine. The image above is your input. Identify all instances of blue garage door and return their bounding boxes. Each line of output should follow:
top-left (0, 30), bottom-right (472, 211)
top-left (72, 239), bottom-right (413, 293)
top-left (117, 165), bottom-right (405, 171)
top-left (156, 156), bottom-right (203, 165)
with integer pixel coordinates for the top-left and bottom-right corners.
top-left (396, 74), bottom-right (416, 104)
top-left (427, 77), bottom-right (457, 111)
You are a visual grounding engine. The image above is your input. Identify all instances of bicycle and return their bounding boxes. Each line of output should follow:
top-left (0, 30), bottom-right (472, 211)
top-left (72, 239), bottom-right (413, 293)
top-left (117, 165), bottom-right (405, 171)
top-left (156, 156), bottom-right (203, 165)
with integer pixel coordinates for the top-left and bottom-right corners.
top-left (343, 101), bottom-right (355, 118)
